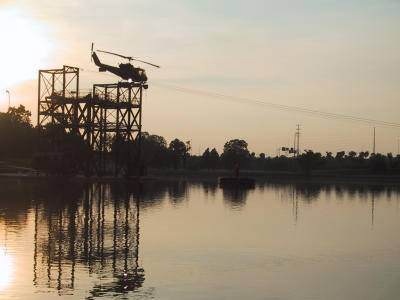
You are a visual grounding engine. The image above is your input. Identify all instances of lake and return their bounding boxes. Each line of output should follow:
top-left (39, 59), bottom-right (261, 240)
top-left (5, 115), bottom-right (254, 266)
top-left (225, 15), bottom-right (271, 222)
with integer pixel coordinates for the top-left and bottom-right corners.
top-left (0, 178), bottom-right (399, 299)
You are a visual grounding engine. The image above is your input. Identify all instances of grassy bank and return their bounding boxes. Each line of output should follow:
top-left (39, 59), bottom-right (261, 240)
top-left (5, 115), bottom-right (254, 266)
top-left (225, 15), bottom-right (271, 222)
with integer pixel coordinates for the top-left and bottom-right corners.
top-left (1, 160), bottom-right (400, 185)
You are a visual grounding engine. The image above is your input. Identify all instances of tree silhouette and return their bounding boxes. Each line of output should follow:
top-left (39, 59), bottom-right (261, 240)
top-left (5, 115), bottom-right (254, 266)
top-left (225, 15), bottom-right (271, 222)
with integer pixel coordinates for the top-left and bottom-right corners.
top-left (370, 153), bottom-right (387, 174)
top-left (335, 151), bottom-right (345, 160)
top-left (358, 151), bottom-right (369, 160)
top-left (33, 124), bottom-right (91, 175)
top-left (141, 132), bottom-right (169, 168)
top-left (168, 138), bottom-right (189, 169)
top-left (7, 105), bottom-right (32, 125)
top-left (297, 150), bottom-right (322, 174)
top-left (209, 148), bottom-right (220, 169)
top-left (348, 151), bottom-right (357, 159)
top-left (201, 148), bottom-right (211, 169)
top-left (221, 139), bottom-right (250, 168)
top-left (0, 105), bottom-right (35, 159)
top-left (201, 148), bottom-right (219, 170)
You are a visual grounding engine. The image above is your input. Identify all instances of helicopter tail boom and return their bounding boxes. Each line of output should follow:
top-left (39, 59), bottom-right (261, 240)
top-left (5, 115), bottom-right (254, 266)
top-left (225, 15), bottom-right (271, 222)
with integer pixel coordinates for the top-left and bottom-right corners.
top-left (92, 51), bottom-right (102, 67)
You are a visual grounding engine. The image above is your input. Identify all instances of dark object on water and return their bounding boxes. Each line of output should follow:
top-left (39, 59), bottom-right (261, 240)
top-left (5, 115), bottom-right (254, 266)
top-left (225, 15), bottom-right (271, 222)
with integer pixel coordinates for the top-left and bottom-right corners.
top-left (219, 177), bottom-right (256, 188)
top-left (234, 163), bottom-right (240, 178)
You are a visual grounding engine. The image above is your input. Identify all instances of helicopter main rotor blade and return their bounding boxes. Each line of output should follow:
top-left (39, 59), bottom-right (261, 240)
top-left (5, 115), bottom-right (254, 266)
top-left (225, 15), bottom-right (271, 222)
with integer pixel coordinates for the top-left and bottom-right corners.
top-left (97, 49), bottom-right (160, 68)
top-left (97, 49), bottom-right (133, 60)
top-left (131, 58), bottom-right (160, 68)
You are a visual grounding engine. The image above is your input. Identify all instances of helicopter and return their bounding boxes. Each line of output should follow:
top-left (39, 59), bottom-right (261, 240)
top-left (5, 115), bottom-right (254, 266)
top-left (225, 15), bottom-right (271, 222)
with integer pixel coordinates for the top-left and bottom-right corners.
top-left (91, 43), bottom-right (160, 83)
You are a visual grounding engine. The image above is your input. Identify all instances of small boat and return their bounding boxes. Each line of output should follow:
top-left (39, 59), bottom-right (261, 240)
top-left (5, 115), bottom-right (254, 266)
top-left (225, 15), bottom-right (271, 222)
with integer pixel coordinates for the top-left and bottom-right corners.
top-left (219, 177), bottom-right (256, 188)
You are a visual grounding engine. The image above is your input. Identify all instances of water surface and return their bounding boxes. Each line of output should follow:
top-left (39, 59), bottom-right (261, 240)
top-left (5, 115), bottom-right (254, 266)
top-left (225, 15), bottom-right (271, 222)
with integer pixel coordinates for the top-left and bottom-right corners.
top-left (0, 179), bottom-right (399, 299)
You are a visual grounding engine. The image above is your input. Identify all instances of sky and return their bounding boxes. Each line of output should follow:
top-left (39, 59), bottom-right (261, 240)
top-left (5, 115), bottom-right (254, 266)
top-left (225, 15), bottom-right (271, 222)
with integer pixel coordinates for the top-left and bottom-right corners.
top-left (0, 0), bottom-right (399, 156)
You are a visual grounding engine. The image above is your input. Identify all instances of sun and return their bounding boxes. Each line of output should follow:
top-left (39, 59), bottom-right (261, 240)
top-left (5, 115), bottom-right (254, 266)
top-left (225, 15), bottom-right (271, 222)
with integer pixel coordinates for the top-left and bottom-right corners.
top-left (0, 8), bottom-right (53, 93)
top-left (0, 247), bottom-right (13, 291)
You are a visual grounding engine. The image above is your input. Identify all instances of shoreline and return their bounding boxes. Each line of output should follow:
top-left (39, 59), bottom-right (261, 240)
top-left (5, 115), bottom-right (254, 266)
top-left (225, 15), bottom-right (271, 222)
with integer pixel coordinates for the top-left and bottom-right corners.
top-left (1, 169), bottom-right (400, 185)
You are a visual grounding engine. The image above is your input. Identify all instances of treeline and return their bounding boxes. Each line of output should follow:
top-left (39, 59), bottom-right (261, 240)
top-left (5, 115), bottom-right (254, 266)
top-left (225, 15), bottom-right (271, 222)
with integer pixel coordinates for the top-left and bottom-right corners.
top-left (141, 134), bottom-right (400, 175)
top-left (1, 106), bottom-right (400, 175)
top-left (0, 106), bottom-right (91, 174)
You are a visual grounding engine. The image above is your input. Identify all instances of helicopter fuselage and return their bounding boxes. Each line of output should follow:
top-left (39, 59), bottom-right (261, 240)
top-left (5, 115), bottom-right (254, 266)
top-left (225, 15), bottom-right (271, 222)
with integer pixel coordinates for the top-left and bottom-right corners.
top-left (92, 52), bottom-right (148, 82)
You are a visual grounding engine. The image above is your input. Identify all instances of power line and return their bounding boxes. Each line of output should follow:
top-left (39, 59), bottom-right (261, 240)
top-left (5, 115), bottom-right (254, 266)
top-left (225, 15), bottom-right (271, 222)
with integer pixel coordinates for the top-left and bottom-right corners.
top-left (152, 82), bottom-right (400, 129)
top-left (79, 70), bottom-right (400, 129)
top-left (82, 70), bottom-right (399, 129)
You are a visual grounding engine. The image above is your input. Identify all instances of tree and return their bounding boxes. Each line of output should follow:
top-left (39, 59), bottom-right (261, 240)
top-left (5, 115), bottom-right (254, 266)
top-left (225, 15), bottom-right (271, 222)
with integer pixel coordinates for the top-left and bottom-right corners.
top-left (335, 151), bottom-right (345, 160)
top-left (358, 151), bottom-right (369, 160)
top-left (34, 124), bottom-right (91, 175)
top-left (348, 151), bottom-right (357, 159)
top-left (0, 105), bottom-right (35, 159)
top-left (7, 105), bottom-right (32, 126)
top-left (369, 153), bottom-right (387, 174)
top-left (209, 148), bottom-right (219, 169)
top-left (201, 148), bottom-right (211, 169)
top-left (201, 148), bottom-right (219, 170)
top-left (297, 150), bottom-right (322, 174)
top-left (221, 139), bottom-right (250, 168)
top-left (141, 133), bottom-right (168, 168)
top-left (184, 141), bottom-right (191, 167)
top-left (168, 138), bottom-right (189, 169)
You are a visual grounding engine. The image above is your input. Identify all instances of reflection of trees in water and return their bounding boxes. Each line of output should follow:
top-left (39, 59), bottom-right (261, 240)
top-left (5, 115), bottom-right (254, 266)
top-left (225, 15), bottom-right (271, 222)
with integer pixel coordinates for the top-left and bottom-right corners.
top-left (167, 180), bottom-right (188, 205)
top-left (267, 181), bottom-right (400, 225)
top-left (1, 178), bottom-right (400, 295)
top-left (0, 179), bottom-right (37, 229)
top-left (110, 180), bottom-right (189, 209)
top-left (201, 181), bottom-right (218, 198)
top-left (266, 181), bottom-right (400, 203)
top-left (222, 187), bottom-right (253, 209)
top-left (112, 181), bottom-right (165, 210)
top-left (29, 179), bottom-right (187, 213)
top-left (292, 183), bottom-right (322, 202)
top-left (33, 183), bottom-right (144, 298)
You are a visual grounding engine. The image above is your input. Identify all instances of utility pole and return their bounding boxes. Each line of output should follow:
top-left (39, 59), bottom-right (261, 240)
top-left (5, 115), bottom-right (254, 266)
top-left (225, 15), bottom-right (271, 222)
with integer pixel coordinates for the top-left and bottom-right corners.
top-left (373, 127), bottom-right (376, 154)
top-left (295, 124), bottom-right (301, 157)
top-left (397, 137), bottom-right (399, 156)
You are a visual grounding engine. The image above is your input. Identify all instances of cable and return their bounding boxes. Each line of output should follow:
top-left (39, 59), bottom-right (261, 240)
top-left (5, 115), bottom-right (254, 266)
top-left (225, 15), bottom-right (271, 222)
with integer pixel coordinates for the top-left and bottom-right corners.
top-left (79, 68), bottom-right (400, 128)
top-left (151, 82), bottom-right (400, 129)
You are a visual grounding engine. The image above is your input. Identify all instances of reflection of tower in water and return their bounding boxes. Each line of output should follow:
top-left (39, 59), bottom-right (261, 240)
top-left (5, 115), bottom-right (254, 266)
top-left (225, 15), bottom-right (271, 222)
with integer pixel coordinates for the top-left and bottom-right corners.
top-left (33, 184), bottom-right (143, 297)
